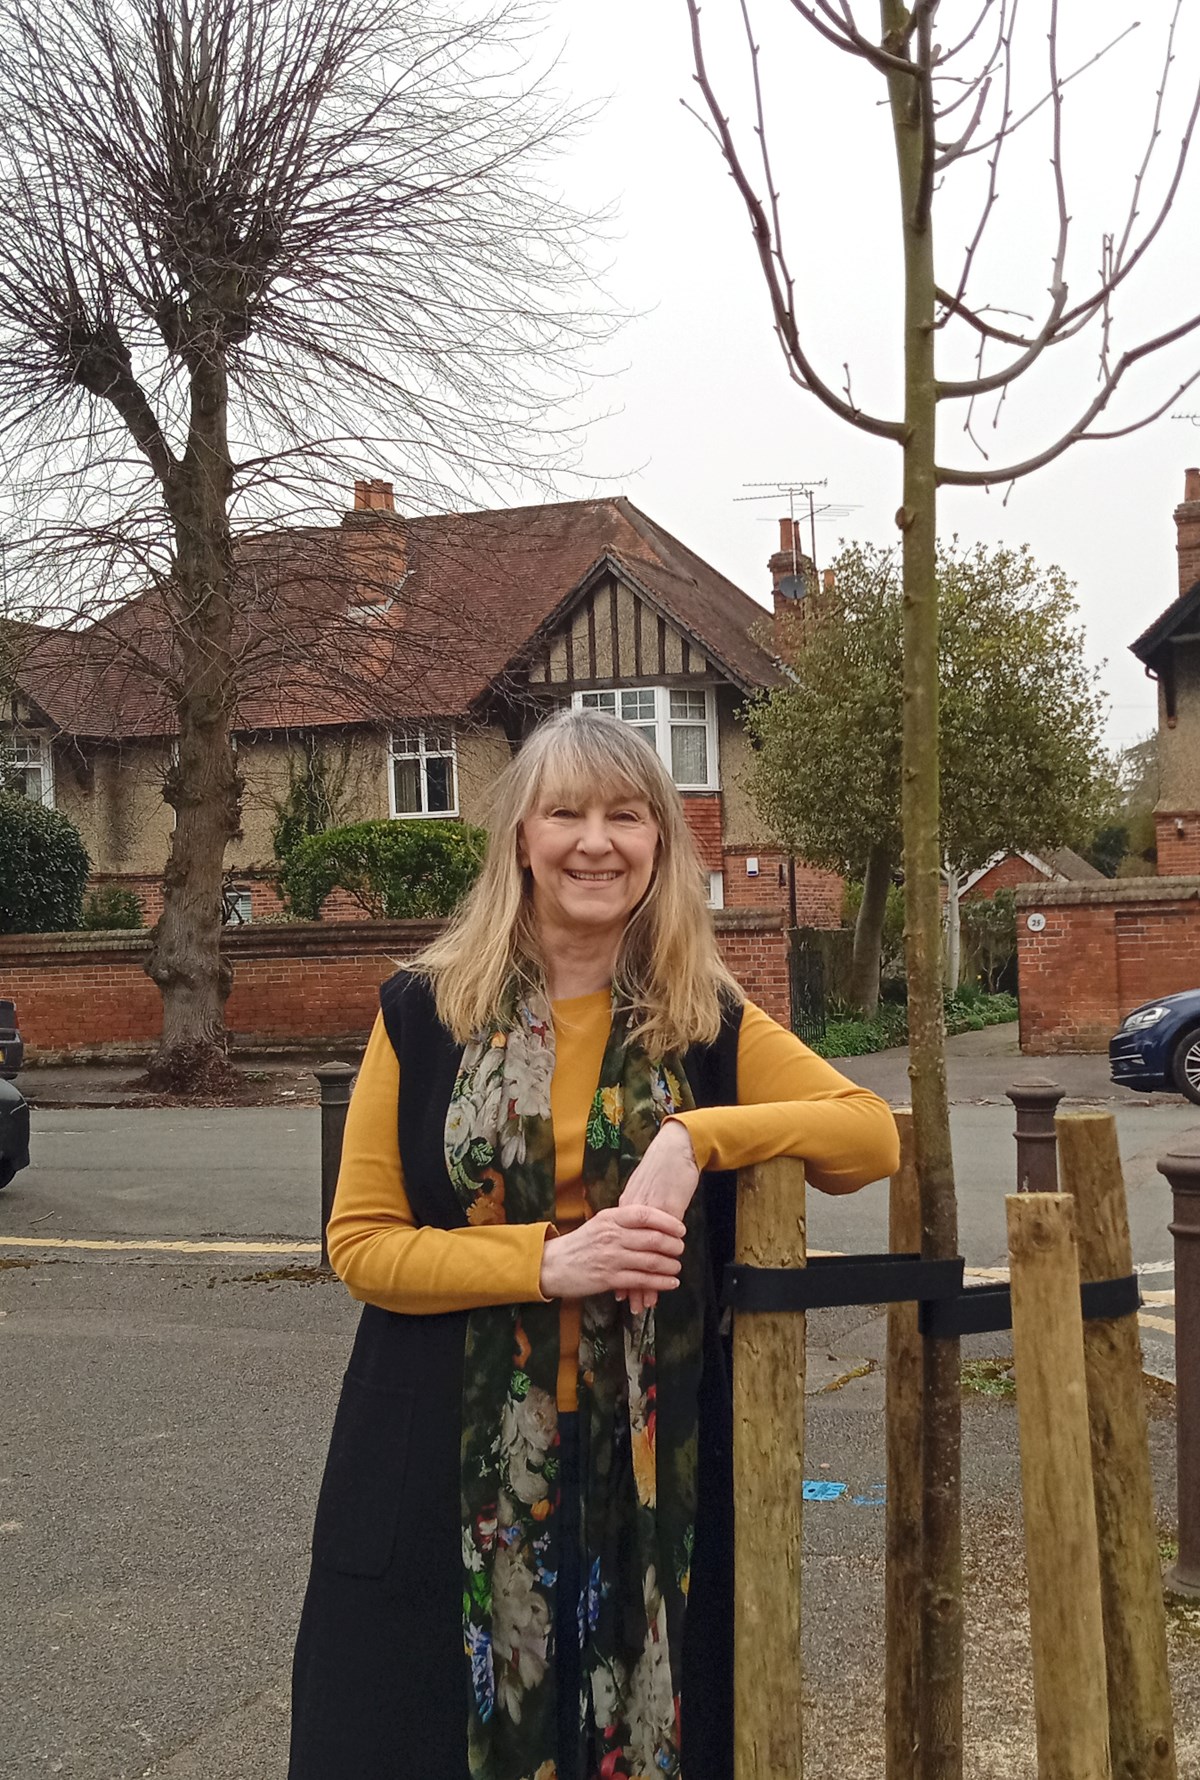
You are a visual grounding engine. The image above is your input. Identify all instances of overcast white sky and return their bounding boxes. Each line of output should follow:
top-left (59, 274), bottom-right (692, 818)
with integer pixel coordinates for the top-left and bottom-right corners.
top-left (538, 0), bottom-right (1200, 752)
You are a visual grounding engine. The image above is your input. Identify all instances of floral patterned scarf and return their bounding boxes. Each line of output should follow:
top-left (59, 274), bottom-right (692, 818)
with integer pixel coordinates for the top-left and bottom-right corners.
top-left (446, 991), bottom-right (707, 1780)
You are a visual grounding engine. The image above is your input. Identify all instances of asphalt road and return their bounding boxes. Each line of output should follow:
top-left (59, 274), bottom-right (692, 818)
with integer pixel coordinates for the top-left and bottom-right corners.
top-left (1, 1027), bottom-right (1196, 1780)
top-left (1, 1027), bottom-right (1186, 1377)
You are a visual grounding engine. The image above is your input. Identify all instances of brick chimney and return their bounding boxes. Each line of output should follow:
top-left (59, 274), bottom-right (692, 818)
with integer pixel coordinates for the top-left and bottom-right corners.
top-left (1176, 466), bottom-right (1200, 596)
top-left (342, 477), bottom-right (404, 606)
top-left (769, 518), bottom-right (816, 619)
top-left (352, 477), bottom-right (395, 512)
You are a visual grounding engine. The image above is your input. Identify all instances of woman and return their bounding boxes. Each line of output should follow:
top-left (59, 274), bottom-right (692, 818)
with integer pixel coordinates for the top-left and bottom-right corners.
top-left (289, 707), bottom-right (898, 1780)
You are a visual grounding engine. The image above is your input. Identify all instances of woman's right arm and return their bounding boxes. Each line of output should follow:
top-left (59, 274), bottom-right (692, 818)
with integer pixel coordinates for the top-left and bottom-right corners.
top-left (326, 1014), bottom-right (552, 1313)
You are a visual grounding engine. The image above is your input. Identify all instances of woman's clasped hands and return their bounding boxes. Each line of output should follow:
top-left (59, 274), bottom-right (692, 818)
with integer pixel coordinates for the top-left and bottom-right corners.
top-left (538, 1119), bottom-right (701, 1316)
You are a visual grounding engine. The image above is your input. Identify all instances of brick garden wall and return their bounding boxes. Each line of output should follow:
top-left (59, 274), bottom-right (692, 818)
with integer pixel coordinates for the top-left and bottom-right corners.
top-left (1016, 877), bottom-right (1200, 1052)
top-left (3, 910), bottom-right (792, 1056)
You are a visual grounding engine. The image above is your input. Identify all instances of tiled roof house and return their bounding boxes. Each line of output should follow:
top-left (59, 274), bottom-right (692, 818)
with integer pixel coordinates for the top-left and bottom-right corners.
top-left (4, 482), bottom-right (842, 926)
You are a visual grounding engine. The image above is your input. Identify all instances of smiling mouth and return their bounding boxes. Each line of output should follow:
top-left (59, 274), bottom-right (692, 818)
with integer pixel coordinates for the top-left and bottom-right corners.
top-left (566, 869), bottom-right (621, 882)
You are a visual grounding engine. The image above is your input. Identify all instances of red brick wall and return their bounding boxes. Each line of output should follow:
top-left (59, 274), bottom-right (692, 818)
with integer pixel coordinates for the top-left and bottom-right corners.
top-left (963, 854), bottom-right (1051, 900)
top-left (681, 793), bottom-right (723, 871)
top-left (3, 912), bottom-right (792, 1054)
top-left (1154, 813), bottom-right (1200, 876)
top-left (722, 848), bottom-right (843, 927)
top-left (1016, 877), bottom-right (1200, 1052)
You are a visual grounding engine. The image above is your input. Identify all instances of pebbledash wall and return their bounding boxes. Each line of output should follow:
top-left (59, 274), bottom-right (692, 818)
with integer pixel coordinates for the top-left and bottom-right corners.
top-left (1016, 877), bottom-right (1200, 1053)
top-left (1, 909), bottom-right (792, 1058)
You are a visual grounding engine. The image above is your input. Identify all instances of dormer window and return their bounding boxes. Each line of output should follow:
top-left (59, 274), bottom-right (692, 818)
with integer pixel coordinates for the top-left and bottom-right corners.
top-left (2, 729), bottom-right (53, 806)
top-left (573, 687), bottom-right (719, 790)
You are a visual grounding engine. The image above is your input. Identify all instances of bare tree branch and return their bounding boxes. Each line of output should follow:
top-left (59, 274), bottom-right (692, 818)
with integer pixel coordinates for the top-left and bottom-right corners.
top-left (685, 0), bottom-right (903, 441)
top-left (938, 311), bottom-right (1200, 486)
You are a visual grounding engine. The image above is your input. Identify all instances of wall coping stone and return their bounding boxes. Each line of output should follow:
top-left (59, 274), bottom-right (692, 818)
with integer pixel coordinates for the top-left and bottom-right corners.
top-left (1015, 876), bottom-right (1200, 909)
top-left (0, 908), bottom-right (786, 968)
top-left (0, 918), bottom-right (446, 969)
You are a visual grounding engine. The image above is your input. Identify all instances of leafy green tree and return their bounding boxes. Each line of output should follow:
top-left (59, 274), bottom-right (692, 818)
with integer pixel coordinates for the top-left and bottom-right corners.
top-left (0, 793), bottom-right (91, 933)
top-left (959, 890), bottom-right (1017, 994)
top-left (747, 541), bottom-right (1109, 1013)
top-left (278, 819), bottom-right (486, 921)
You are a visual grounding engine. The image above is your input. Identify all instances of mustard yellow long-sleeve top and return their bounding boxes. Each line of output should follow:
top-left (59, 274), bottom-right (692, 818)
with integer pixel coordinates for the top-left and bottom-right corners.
top-left (327, 991), bottom-right (899, 1409)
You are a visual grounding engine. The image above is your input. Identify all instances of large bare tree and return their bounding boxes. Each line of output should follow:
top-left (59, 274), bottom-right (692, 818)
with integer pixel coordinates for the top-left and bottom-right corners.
top-left (0, 0), bottom-right (600, 1088)
top-left (683, 3), bottom-right (1200, 1774)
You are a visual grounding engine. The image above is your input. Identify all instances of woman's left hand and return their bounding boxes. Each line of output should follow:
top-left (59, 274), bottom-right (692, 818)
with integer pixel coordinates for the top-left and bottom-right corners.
top-left (618, 1121), bottom-right (700, 1314)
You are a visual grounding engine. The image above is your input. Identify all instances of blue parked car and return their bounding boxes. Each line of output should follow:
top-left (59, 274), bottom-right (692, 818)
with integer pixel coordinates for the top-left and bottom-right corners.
top-left (1109, 990), bottom-right (1200, 1103)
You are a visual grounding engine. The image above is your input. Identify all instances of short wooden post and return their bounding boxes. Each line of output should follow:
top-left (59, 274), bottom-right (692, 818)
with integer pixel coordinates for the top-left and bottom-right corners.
top-left (885, 1108), bottom-right (921, 1780)
top-left (1007, 1193), bottom-right (1112, 1780)
top-left (1057, 1113), bottom-right (1177, 1780)
top-left (733, 1158), bottom-right (806, 1780)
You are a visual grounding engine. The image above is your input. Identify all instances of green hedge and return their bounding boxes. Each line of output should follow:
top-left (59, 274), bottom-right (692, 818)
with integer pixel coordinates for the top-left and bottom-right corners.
top-left (814, 990), bottom-right (1019, 1058)
top-left (81, 885), bottom-right (145, 930)
top-left (0, 793), bottom-right (91, 933)
top-left (277, 818), bottom-right (487, 920)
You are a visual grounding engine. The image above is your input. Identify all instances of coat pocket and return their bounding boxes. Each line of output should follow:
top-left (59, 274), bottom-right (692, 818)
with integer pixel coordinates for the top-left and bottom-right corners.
top-left (311, 1372), bottom-right (416, 1579)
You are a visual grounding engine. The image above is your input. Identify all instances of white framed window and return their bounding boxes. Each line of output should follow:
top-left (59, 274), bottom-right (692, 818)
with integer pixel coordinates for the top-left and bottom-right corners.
top-left (706, 870), bottom-right (725, 910)
top-left (2, 729), bottom-right (54, 806)
top-left (389, 726), bottom-right (458, 817)
top-left (574, 686), bottom-right (719, 790)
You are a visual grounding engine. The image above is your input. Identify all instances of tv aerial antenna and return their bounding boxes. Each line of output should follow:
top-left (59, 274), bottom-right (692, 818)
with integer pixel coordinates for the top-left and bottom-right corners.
top-left (734, 479), bottom-right (859, 577)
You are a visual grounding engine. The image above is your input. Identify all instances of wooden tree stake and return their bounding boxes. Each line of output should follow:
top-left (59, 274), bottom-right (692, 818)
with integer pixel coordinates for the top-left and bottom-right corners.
top-left (886, 1108), bottom-right (922, 1780)
top-left (733, 1157), bottom-right (807, 1780)
top-left (1007, 1193), bottom-right (1111, 1780)
top-left (1056, 1113), bottom-right (1177, 1780)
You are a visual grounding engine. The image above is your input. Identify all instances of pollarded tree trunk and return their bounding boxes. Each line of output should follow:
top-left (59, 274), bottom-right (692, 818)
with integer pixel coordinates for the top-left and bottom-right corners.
top-left (144, 357), bottom-right (242, 1092)
top-left (883, 5), bottom-right (963, 1776)
top-left (849, 841), bottom-right (893, 1016)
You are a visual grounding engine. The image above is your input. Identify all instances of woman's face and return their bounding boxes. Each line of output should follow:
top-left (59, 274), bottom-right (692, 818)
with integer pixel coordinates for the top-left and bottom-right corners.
top-left (518, 785), bottom-right (660, 946)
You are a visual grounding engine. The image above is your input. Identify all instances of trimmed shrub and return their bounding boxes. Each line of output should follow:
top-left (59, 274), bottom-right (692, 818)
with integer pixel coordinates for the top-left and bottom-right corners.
top-left (0, 793), bottom-right (91, 933)
top-left (81, 885), bottom-right (145, 930)
top-left (277, 818), bottom-right (487, 920)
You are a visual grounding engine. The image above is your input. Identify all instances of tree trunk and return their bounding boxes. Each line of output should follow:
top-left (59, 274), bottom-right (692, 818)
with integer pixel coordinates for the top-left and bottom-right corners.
top-left (849, 842), bottom-right (892, 1016)
top-left (943, 866), bottom-right (961, 992)
top-left (144, 354), bottom-right (242, 1093)
top-left (882, 9), bottom-right (962, 1778)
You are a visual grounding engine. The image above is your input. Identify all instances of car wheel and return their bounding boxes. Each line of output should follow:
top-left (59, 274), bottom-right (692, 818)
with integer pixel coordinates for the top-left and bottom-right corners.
top-left (1171, 1028), bottom-right (1200, 1104)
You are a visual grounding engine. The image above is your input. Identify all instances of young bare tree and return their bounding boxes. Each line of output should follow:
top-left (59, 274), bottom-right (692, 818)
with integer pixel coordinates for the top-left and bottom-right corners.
top-left (0, 0), bottom-right (600, 1088)
top-left (682, 4), bottom-right (1200, 1774)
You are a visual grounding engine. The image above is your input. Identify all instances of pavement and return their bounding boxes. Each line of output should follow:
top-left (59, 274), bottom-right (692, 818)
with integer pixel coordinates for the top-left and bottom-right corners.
top-left (1, 1024), bottom-right (1196, 1777)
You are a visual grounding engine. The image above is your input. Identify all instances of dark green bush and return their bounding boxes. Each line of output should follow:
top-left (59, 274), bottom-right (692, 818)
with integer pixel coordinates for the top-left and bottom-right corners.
top-left (815, 990), bottom-right (1018, 1058)
top-left (81, 885), bottom-right (145, 930)
top-left (277, 818), bottom-right (487, 920)
top-left (0, 793), bottom-right (91, 933)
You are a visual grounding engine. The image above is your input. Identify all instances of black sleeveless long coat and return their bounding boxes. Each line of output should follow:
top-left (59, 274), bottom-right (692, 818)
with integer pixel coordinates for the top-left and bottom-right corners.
top-left (289, 972), bottom-right (743, 1779)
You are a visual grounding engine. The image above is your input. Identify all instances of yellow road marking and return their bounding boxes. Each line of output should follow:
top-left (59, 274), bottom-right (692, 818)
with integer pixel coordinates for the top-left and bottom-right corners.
top-left (1139, 1312), bottom-right (1176, 1336)
top-left (0, 1236), bottom-right (321, 1257)
top-left (1139, 1289), bottom-right (1175, 1307)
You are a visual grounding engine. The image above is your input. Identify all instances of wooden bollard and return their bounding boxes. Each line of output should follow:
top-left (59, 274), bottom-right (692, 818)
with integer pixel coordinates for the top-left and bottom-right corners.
top-left (885, 1108), bottom-right (921, 1780)
top-left (733, 1158), bottom-right (806, 1780)
top-left (1007, 1193), bottom-right (1112, 1780)
top-left (1057, 1113), bottom-right (1178, 1780)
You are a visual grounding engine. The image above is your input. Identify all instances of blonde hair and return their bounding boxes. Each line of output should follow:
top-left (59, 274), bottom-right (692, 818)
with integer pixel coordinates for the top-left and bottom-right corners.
top-left (411, 707), bottom-right (741, 1051)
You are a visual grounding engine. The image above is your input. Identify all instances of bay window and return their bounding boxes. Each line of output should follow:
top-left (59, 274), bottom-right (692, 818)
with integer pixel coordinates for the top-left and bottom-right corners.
top-left (573, 686), bottom-right (718, 790)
